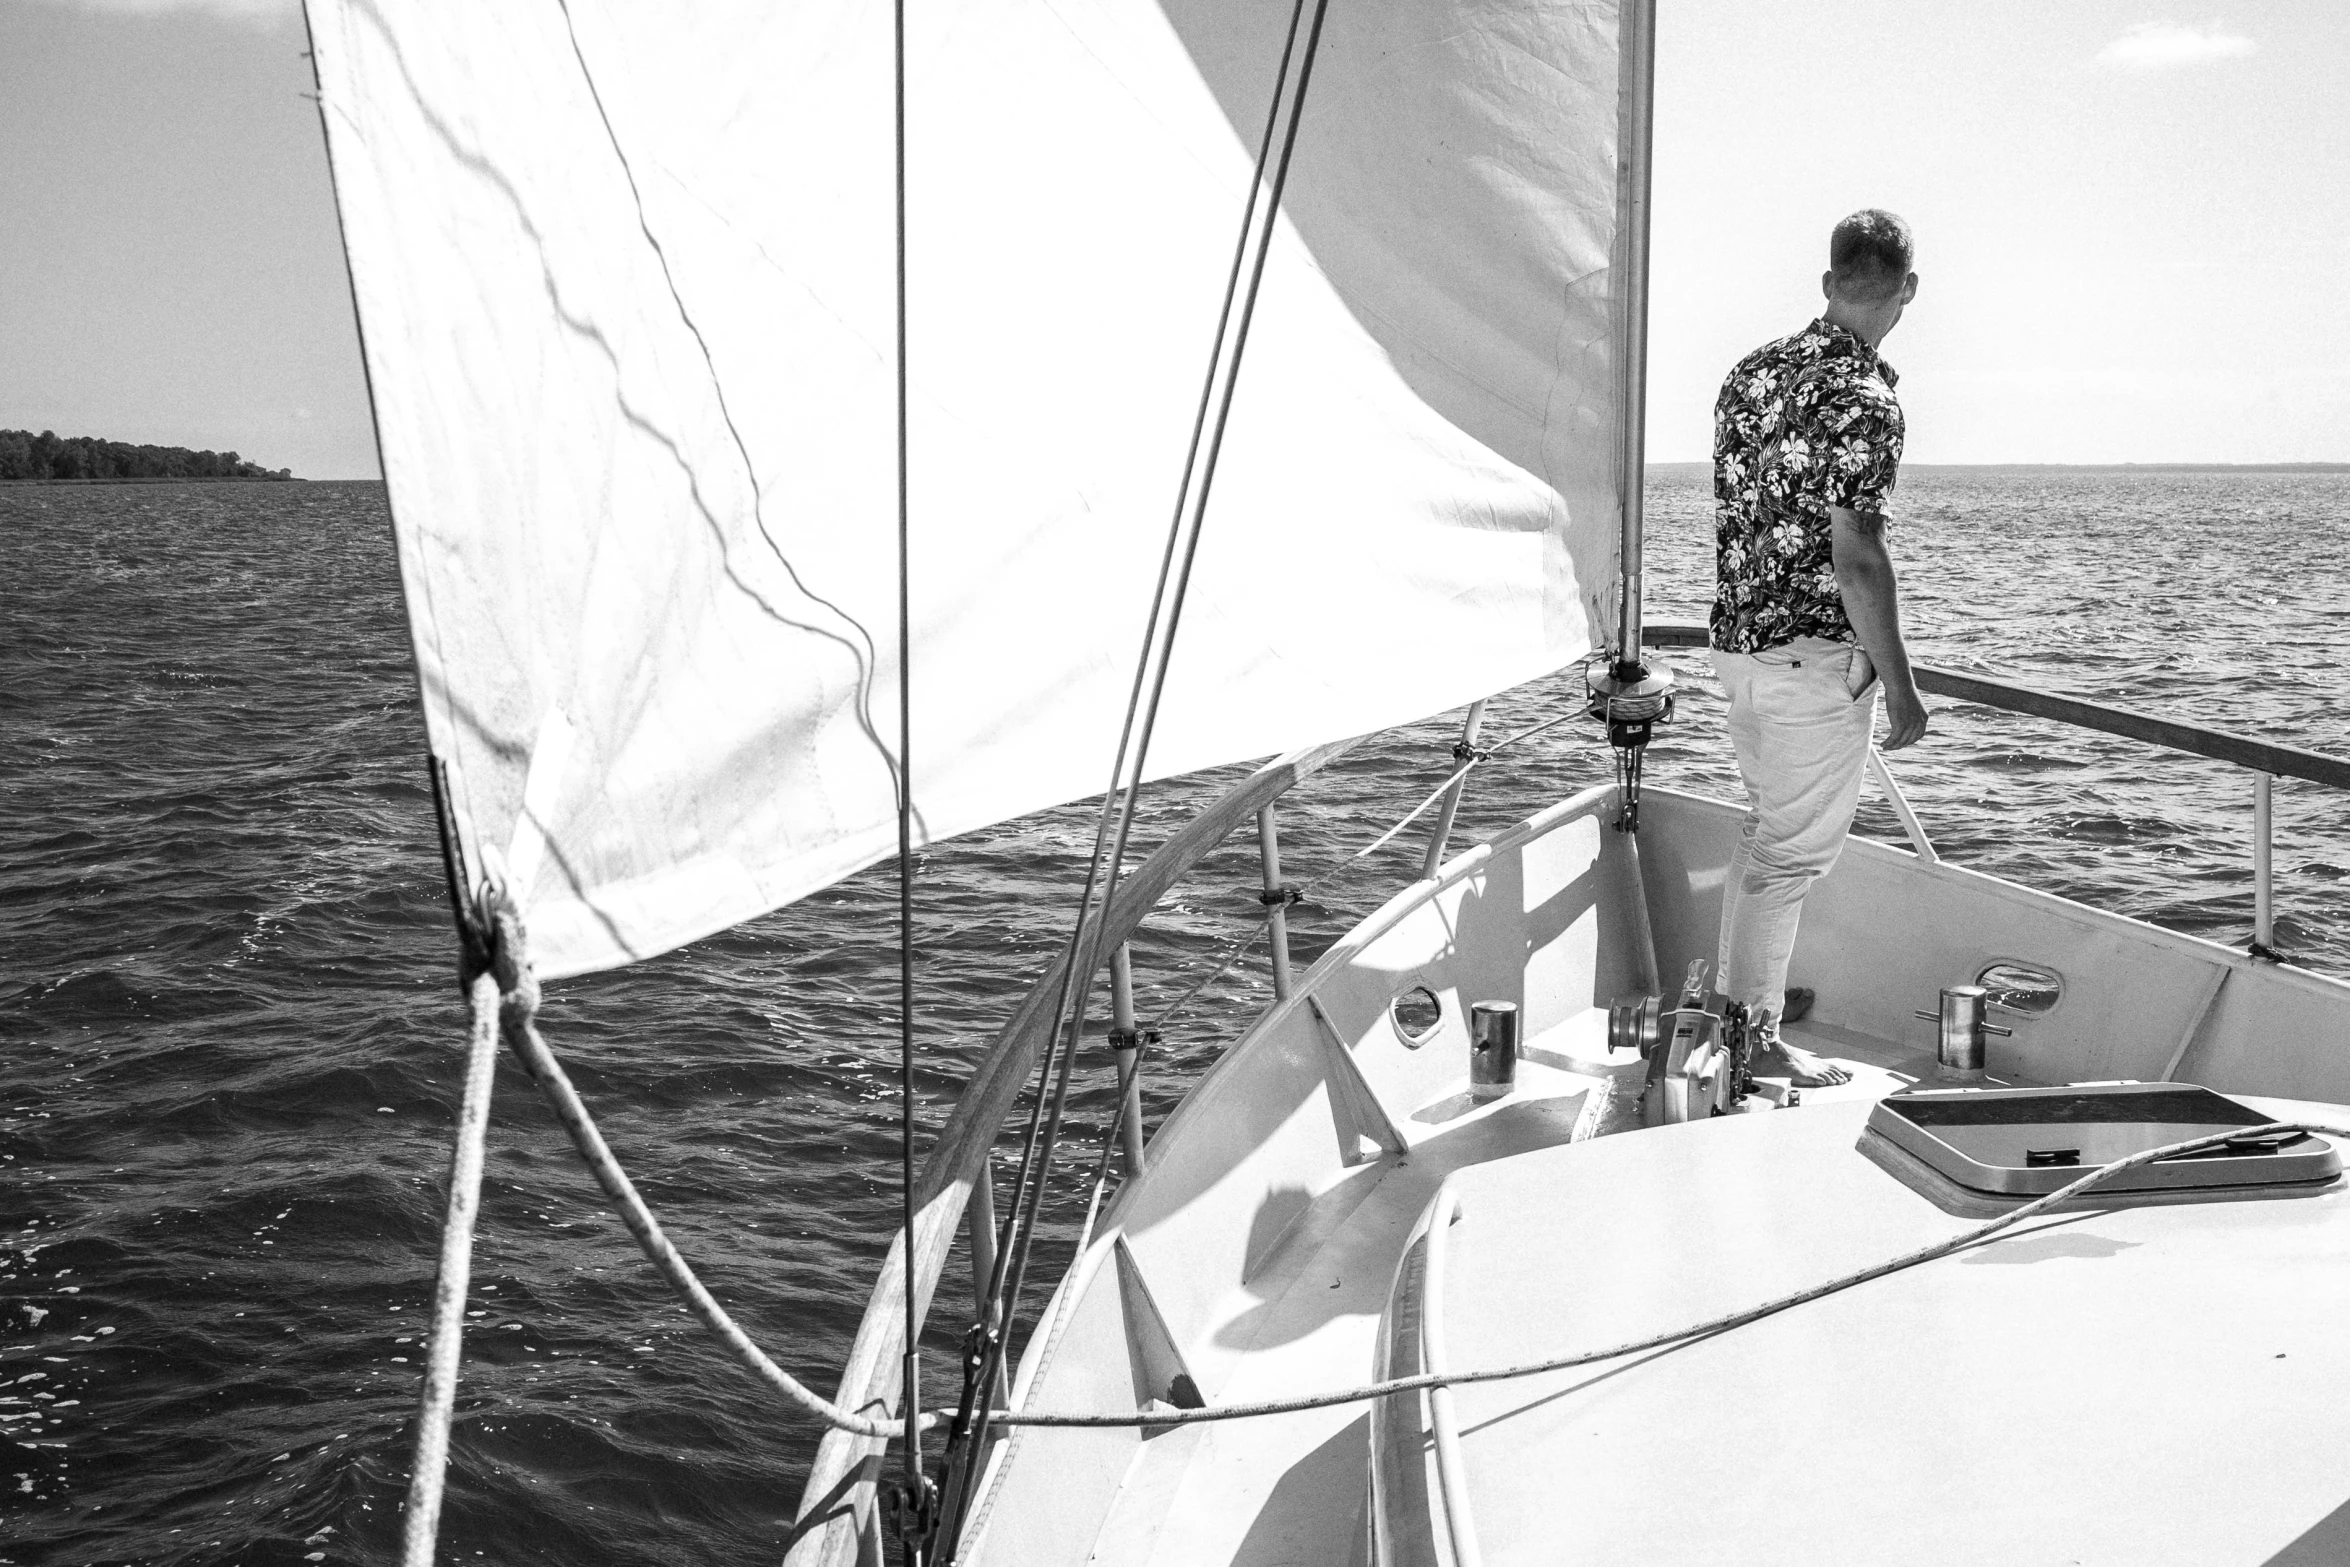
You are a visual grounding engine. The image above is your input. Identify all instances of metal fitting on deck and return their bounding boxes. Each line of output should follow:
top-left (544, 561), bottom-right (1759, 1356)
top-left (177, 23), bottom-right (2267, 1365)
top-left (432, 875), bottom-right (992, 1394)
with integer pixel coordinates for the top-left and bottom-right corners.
top-left (1469, 1001), bottom-right (1520, 1101)
top-left (1917, 985), bottom-right (2012, 1080)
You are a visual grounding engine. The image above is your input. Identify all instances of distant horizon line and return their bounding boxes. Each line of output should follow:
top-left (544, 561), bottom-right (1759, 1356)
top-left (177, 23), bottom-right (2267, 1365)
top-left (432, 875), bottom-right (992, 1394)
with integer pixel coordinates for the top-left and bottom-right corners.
top-left (14, 460), bottom-right (2349, 484)
top-left (287, 458), bottom-right (2350, 481)
top-left (1647, 459), bottom-right (2350, 473)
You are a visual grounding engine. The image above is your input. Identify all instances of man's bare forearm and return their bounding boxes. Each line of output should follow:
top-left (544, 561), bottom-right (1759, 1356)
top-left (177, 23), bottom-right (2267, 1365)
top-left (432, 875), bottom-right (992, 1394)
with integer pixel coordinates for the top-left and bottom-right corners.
top-left (1834, 531), bottom-right (1912, 685)
top-left (1829, 505), bottom-right (1928, 747)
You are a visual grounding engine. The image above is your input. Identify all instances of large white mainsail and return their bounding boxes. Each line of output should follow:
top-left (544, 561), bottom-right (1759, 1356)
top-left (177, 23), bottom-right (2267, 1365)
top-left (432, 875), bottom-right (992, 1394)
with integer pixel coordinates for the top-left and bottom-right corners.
top-left (307, 0), bottom-right (1636, 978)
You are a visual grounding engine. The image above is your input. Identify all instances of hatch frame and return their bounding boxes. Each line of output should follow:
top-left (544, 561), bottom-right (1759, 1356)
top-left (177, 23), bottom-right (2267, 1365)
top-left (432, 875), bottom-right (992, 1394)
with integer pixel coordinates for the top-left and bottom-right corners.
top-left (1866, 1082), bottom-right (2343, 1197)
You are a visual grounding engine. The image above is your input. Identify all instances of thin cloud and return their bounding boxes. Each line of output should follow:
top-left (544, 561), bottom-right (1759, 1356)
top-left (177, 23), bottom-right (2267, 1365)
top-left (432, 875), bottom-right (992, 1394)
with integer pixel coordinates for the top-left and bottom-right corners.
top-left (2098, 23), bottom-right (2256, 70)
top-left (28, 0), bottom-right (298, 22)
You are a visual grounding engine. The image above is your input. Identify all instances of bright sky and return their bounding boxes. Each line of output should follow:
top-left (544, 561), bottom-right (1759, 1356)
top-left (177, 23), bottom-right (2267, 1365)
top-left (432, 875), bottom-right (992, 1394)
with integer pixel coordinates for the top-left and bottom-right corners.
top-left (2, 0), bottom-right (2344, 476)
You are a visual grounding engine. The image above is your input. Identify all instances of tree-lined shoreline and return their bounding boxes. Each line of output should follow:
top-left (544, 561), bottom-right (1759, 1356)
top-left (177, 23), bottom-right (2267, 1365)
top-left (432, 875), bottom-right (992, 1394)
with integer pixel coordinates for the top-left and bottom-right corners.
top-left (0, 429), bottom-right (292, 482)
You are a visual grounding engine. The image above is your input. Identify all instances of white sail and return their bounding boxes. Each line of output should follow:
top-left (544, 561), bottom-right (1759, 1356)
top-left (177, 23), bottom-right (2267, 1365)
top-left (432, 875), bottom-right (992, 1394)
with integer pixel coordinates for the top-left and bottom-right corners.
top-left (307, 0), bottom-right (1635, 978)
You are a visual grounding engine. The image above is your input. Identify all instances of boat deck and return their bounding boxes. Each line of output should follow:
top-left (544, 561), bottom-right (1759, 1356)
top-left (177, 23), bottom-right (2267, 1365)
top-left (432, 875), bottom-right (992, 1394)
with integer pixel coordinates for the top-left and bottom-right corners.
top-left (966, 782), bottom-right (2350, 1567)
top-left (1407, 1092), bottom-right (2350, 1566)
top-left (1069, 1009), bottom-right (1926, 1566)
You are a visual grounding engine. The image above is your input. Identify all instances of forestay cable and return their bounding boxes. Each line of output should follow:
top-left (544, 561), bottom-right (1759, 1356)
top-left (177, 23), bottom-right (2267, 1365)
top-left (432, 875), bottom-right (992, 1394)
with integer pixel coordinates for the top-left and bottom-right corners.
top-left (888, 0), bottom-right (929, 1543)
top-left (948, 0), bottom-right (1343, 1518)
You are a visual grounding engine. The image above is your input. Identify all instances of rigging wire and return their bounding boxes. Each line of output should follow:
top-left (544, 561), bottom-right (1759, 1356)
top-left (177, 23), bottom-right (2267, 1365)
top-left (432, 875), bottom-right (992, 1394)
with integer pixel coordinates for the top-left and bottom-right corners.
top-left (991, 0), bottom-right (1338, 1339)
top-left (944, 0), bottom-right (1334, 1503)
top-left (889, 0), bottom-right (929, 1547)
top-left (937, 0), bottom-right (1341, 1544)
top-left (973, 0), bottom-right (1312, 1346)
top-left (990, 700), bottom-right (1582, 1352)
top-left (460, 926), bottom-right (2350, 1445)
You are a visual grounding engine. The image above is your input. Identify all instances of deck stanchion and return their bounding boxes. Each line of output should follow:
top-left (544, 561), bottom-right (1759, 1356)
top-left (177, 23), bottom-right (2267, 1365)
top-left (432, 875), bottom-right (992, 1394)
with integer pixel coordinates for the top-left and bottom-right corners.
top-left (2254, 771), bottom-right (2275, 955)
top-left (1865, 746), bottom-right (1940, 866)
top-left (966, 1162), bottom-right (998, 1321)
top-left (1108, 945), bottom-right (1148, 1178)
top-left (1258, 806), bottom-right (1296, 1001)
top-left (1420, 700), bottom-right (1489, 880)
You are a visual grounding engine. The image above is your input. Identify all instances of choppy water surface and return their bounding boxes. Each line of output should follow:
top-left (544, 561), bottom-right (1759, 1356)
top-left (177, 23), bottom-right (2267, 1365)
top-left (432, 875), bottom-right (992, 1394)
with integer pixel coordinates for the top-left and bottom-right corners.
top-left (4, 471), bottom-right (2346, 1564)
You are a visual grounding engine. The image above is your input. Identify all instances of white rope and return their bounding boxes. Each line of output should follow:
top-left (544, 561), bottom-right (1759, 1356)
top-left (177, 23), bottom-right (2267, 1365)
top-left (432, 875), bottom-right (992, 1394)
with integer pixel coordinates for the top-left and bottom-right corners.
top-left (422, 740), bottom-right (2345, 1458)
top-left (478, 894), bottom-right (934, 1441)
top-left (987, 1120), bottom-right (2349, 1428)
top-left (399, 968), bottom-right (503, 1567)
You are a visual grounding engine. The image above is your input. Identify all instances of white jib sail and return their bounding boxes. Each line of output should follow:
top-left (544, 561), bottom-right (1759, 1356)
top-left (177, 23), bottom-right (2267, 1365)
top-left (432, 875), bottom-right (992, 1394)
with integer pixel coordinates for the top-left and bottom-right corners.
top-left (306, 0), bottom-right (1635, 978)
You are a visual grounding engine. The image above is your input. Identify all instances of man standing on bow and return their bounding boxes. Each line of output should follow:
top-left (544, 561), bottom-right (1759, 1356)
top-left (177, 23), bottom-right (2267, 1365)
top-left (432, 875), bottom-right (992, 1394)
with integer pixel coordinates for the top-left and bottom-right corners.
top-left (1708, 209), bottom-right (1929, 1089)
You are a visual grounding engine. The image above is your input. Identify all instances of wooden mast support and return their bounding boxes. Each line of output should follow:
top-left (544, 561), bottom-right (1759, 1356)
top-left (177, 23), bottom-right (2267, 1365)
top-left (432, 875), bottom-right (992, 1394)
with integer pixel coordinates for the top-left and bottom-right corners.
top-left (785, 737), bottom-right (1363, 1566)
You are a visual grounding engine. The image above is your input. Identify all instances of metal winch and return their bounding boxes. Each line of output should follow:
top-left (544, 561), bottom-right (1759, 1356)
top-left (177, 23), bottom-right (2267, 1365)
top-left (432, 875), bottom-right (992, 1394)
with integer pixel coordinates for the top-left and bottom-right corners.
top-left (1611, 959), bottom-right (1755, 1125)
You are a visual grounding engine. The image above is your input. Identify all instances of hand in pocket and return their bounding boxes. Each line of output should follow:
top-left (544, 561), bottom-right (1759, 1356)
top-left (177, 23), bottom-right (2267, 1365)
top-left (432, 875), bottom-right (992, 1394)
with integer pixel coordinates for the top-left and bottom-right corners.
top-left (1845, 648), bottom-right (1878, 701)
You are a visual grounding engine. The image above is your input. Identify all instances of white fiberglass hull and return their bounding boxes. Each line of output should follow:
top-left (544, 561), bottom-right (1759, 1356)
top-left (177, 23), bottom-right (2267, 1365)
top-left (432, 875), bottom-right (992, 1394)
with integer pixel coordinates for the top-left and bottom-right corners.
top-left (960, 783), bottom-right (2350, 1565)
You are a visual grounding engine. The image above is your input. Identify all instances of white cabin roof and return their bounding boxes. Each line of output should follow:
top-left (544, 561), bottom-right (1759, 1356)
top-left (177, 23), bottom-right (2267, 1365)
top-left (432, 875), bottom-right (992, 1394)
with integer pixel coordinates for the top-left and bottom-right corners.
top-left (1387, 1095), bottom-right (2350, 1565)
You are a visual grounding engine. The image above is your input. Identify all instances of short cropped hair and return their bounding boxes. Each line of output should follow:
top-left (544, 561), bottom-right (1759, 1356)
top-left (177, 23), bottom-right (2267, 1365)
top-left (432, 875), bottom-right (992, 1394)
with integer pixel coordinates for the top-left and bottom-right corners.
top-left (1829, 209), bottom-right (1914, 301)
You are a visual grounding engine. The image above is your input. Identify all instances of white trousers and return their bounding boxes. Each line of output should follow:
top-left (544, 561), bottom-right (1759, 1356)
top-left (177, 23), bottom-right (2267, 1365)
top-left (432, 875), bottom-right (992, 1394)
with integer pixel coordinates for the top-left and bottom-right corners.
top-left (1709, 635), bottom-right (1879, 1021)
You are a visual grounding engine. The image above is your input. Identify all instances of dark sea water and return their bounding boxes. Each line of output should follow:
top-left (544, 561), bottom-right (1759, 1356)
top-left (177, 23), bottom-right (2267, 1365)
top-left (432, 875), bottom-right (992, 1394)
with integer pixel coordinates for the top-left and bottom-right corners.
top-left (5, 472), bottom-right (2347, 1565)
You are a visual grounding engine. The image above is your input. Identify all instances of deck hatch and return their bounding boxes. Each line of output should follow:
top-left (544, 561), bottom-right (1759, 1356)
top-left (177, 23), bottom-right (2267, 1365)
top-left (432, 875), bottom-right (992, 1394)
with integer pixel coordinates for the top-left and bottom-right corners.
top-left (1868, 1083), bottom-right (2341, 1197)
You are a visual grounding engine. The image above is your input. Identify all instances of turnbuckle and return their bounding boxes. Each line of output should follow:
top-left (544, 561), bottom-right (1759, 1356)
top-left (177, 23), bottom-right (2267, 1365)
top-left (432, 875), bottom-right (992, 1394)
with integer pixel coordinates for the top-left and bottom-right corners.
top-left (882, 1470), bottom-right (940, 1561)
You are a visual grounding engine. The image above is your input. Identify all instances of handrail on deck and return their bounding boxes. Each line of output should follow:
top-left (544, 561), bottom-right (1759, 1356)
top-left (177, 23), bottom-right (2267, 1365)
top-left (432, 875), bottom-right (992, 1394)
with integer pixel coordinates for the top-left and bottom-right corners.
top-left (1643, 619), bottom-right (2350, 792)
top-left (1644, 618), bottom-right (2349, 955)
top-left (1420, 1183), bottom-right (1484, 1567)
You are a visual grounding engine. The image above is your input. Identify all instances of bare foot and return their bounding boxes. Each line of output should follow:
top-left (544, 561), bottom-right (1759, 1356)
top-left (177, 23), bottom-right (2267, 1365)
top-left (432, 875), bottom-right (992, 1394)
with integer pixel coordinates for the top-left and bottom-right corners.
top-left (1756, 1036), bottom-right (1852, 1087)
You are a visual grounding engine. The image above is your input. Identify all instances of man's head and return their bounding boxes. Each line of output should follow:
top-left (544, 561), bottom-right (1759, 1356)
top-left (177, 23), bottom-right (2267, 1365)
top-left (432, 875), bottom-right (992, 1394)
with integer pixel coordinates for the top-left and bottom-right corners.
top-left (1821, 209), bottom-right (1918, 344)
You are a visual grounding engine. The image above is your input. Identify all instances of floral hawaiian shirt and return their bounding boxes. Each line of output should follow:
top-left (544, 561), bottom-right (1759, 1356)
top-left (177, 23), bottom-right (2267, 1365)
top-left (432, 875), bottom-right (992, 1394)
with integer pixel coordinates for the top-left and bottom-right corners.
top-left (1708, 318), bottom-right (1903, 654)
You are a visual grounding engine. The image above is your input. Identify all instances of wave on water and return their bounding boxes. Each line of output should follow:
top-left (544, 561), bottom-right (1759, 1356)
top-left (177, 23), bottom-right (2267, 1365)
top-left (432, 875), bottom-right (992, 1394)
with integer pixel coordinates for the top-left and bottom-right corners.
top-left (2, 471), bottom-right (2345, 1562)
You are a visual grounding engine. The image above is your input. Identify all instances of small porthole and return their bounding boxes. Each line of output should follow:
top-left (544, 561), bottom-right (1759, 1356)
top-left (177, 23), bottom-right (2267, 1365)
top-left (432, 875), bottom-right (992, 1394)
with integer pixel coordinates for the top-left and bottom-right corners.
top-left (1390, 986), bottom-right (1443, 1048)
top-left (1977, 961), bottom-right (2062, 1018)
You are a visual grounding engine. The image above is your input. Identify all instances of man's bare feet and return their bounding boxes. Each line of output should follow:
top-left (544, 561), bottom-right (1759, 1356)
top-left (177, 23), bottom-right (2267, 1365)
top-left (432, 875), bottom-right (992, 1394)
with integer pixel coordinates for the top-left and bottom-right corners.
top-left (1753, 1031), bottom-right (1852, 1087)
